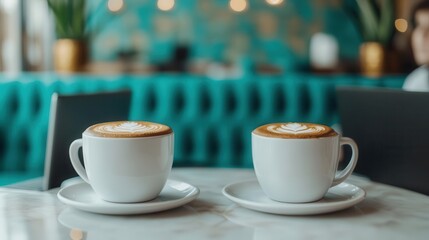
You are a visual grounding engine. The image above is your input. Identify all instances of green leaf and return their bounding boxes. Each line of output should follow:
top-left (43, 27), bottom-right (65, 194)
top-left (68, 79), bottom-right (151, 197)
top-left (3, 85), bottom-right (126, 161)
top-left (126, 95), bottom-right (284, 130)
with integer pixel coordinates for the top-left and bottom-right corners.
top-left (46, 0), bottom-right (87, 39)
top-left (356, 0), bottom-right (379, 42)
top-left (378, 0), bottom-right (394, 45)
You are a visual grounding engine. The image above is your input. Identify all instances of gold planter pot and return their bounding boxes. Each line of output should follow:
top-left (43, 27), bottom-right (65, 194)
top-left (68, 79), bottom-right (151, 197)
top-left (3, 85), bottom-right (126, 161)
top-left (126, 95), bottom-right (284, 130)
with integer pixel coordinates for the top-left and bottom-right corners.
top-left (53, 39), bottom-right (87, 73)
top-left (359, 42), bottom-right (385, 77)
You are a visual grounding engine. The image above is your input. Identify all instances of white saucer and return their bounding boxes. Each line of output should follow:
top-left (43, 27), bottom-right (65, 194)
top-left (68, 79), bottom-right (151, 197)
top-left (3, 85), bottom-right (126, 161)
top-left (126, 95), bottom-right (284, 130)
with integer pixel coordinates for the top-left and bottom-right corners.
top-left (222, 180), bottom-right (365, 215)
top-left (58, 180), bottom-right (200, 215)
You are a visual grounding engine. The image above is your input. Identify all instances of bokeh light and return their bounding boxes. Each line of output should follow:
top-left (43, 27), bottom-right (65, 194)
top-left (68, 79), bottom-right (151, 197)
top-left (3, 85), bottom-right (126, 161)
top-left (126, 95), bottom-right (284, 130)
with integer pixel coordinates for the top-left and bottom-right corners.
top-left (230, 0), bottom-right (248, 12)
top-left (266, 0), bottom-right (284, 6)
top-left (70, 229), bottom-right (83, 240)
top-left (107, 0), bottom-right (124, 13)
top-left (157, 0), bottom-right (175, 11)
top-left (395, 19), bottom-right (408, 33)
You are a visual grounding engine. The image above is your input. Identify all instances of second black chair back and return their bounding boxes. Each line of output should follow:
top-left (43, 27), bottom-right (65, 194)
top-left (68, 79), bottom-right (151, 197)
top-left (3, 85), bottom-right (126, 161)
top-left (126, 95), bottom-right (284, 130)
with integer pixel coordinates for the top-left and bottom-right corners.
top-left (337, 87), bottom-right (429, 195)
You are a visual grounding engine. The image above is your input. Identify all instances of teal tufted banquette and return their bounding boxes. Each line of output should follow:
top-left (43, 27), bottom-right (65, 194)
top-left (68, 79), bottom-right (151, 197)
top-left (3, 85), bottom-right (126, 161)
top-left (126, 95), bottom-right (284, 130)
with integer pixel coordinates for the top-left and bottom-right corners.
top-left (0, 73), bottom-right (404, 185)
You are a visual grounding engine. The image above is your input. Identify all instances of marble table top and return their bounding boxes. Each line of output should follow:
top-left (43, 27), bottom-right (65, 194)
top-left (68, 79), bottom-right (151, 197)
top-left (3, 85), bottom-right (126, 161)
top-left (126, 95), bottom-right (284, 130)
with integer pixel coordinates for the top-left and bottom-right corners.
top-left (1, 168), bottom-right (429, 240)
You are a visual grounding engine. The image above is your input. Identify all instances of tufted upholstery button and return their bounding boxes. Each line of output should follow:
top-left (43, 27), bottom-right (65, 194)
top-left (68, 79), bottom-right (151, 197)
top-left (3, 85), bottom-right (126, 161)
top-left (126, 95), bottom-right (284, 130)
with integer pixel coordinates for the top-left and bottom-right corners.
top-left (272, 83), bottom-right (286, 117)
top-left (0, 127), bottom-right (4, 162)
top-left (173, 85), bottom-right (185, 116)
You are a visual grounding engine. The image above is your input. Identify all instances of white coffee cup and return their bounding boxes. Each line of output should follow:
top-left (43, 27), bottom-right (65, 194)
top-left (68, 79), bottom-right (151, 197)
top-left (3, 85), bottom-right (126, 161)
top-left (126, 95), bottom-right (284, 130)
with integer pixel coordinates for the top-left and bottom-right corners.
top-left (252, 122), bottom-right (358, 203)
top-left (69, 121), bottom-right (174, 203)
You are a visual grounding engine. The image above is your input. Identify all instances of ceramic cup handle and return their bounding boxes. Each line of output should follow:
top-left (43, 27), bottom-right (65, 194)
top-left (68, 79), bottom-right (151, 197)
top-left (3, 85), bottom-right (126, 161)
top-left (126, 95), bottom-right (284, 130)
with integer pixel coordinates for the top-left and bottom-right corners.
top-left (69, 139), bottom-right (90, 183)
top-left (331, 137), bottom-right (359, 187)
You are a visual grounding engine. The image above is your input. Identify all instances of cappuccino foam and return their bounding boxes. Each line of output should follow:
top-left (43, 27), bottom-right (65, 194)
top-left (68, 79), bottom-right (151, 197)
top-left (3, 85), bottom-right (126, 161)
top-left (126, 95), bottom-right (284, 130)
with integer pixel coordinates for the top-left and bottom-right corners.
top-left (86, 121), bottom-right (172, 138)
top-left (253, 122), bottom-right (337, 139)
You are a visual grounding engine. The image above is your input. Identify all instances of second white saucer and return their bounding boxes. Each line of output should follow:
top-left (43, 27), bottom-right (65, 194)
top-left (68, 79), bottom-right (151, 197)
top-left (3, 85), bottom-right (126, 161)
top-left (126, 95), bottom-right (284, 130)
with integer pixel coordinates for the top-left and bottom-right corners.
top-left (222, 180), bottom-right (365, 215)
top-left (58, 179), bottom-right (200, 215)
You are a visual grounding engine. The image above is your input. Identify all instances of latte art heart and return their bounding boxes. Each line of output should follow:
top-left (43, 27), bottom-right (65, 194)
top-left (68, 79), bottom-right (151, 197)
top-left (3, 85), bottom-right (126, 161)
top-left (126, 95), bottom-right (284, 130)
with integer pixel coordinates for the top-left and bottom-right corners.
top-left (95, 122), bottom-right (162, 134)
top-left (86, 121), bottom-right (172, 138)
top-left (253, 122), bottom-right (337, 139)
top-left (267, 123), bottom-right (326, 135)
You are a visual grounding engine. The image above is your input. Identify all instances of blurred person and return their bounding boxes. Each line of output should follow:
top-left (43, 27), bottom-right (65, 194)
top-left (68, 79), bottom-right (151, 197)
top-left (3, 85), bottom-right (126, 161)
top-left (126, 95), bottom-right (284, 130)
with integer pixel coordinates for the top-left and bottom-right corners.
top-left (403, 0), bottom-right (429, 91)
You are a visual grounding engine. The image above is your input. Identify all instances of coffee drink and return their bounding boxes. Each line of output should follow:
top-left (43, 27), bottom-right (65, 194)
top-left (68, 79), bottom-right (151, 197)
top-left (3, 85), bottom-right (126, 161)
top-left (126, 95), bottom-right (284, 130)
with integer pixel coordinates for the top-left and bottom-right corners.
top-left (86, 121), bottom-right (172, 138)
top-left (69, 121), bottom-right (174, 203)
top-left (252, 122), bottom-right (358, 203)
top-left (253, 122), bottom-right (337, 139)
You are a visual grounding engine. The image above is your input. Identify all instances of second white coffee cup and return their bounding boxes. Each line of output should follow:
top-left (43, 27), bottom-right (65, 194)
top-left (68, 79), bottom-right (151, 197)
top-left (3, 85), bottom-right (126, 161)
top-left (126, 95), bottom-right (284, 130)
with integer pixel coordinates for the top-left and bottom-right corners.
top-left (252, 122), bottom-right (358, 203)
top-left (69, 121), bottom-right (174, 203)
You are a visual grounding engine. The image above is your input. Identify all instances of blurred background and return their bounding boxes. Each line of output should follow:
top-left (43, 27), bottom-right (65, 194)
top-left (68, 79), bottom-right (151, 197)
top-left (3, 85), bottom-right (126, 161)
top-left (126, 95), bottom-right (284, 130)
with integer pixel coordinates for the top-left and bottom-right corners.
top-left (0, 0), bottom-right (420, 185)
top-left (0, 0), bottom-right (419, 78)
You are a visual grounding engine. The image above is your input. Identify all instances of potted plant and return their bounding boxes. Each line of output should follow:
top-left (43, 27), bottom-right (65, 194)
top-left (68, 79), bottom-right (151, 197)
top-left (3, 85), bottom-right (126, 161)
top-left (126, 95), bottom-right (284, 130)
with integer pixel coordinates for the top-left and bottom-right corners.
top-left (47, 0), bottom-right (88, 73)
top-left (347, 0), bottom-right (395, 77)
